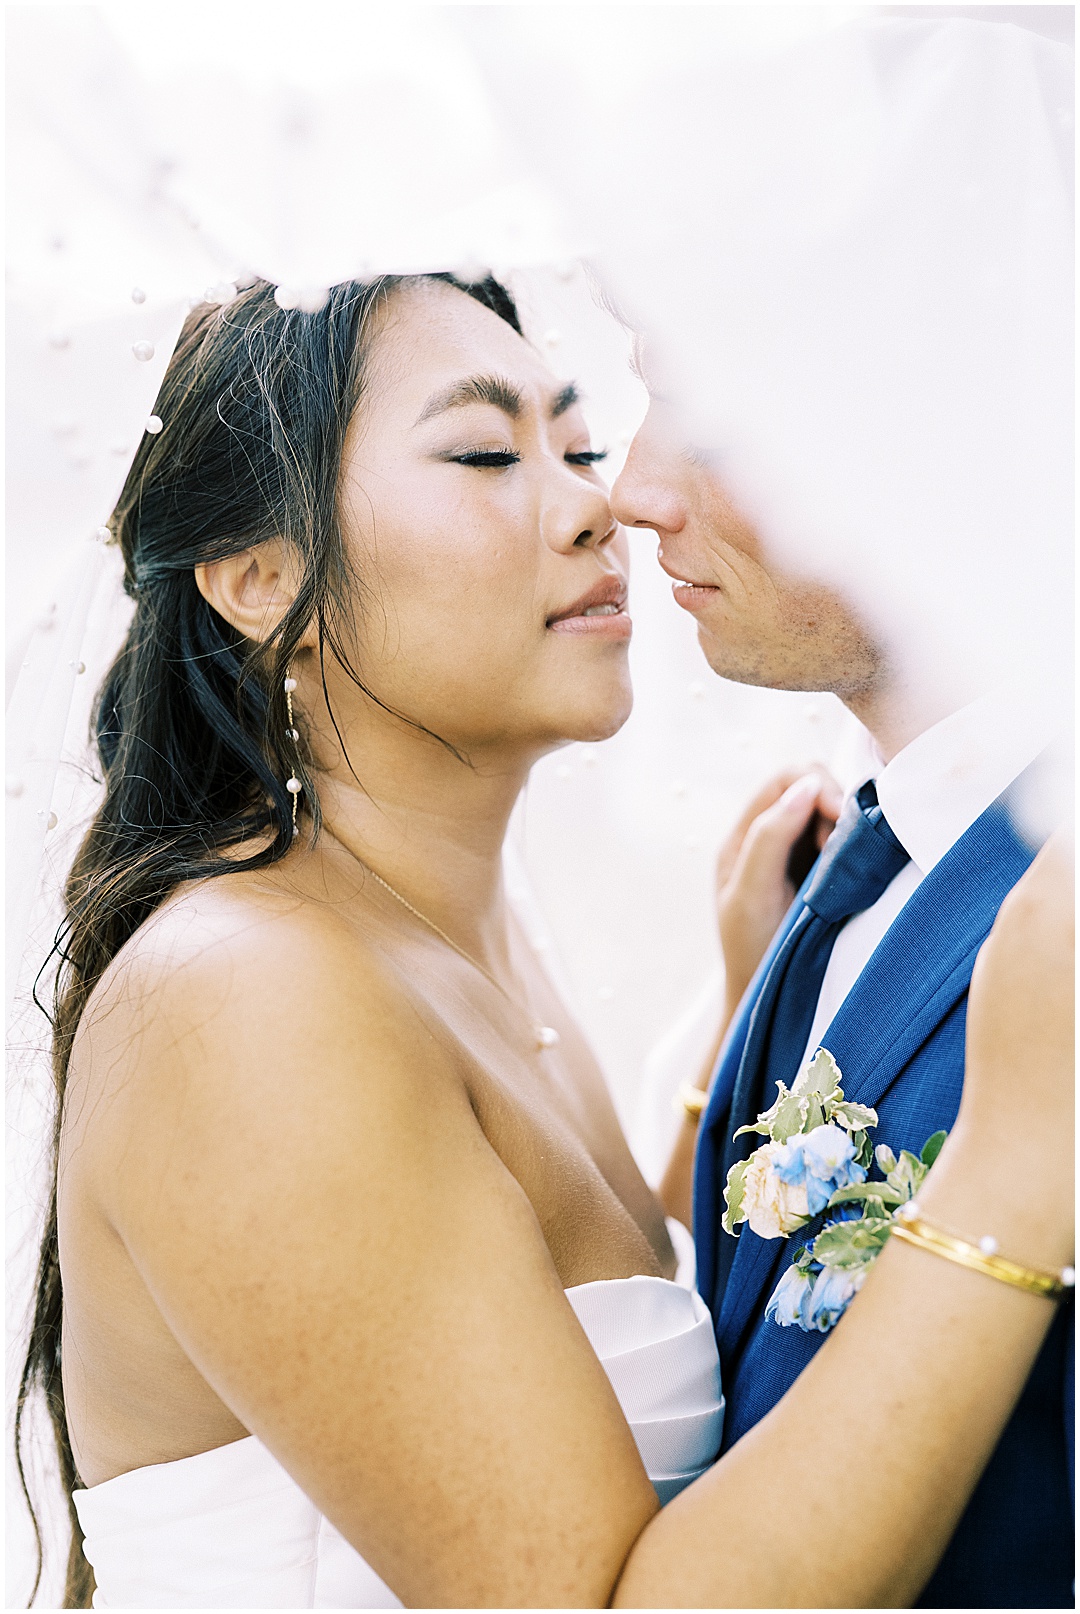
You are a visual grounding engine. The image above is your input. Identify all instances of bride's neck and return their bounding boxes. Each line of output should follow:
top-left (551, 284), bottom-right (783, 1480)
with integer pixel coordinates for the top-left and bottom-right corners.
top-left (310, 709), bottom-right (537, 971)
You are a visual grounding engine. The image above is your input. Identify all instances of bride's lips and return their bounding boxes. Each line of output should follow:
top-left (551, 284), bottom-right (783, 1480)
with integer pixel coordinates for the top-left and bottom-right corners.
top-left (657, 552), bottom-right (721, 615)
top-left (546, 573), bottom-right (632, 639)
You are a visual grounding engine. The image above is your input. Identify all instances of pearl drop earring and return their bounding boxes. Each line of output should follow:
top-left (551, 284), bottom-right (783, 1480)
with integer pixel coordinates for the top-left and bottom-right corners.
top-left (284, 673), bottom-right (302, 837)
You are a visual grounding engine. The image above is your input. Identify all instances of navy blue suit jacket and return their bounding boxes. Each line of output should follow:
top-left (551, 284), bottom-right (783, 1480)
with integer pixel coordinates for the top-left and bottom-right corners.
top-left (693, 798), bottom-right (1073, 1608)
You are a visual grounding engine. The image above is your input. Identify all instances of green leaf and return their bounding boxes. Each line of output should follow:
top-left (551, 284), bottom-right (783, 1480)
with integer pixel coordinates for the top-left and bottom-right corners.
top-left (811, 1217), bottom-right (892, 1269)
top-left (827, 1182), bottom-right (905, 1209)
top-left (805, 1095), bottom-right (825, 1134)
top-left (886, 1149), bottom-right (929, 1201)
top-left (770, 1092), bottom-right (809, 1142)
top-left (794, 1047), bottom-right (844, 1101)
top-left (920, 1129), bottom-right (948, 1168)
top-left (722, 1157), bottom-right (750, 1236)
top-left (830, 1100), bottom-right (879, 1132)
top-left (734, 1080), bottom-right (791, 1140)
top-left (854, 1128), bottom-right (874, 1169)
top-left (733, 1118), bottom-right (773, 1140)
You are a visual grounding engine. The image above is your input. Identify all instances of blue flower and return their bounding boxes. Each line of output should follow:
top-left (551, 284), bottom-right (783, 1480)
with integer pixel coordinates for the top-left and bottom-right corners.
top-left (772, 1123), bottom-right (866, 1216)
top-left (805, 1263), bottom-right (866, 1332)
top-left (765, 1263), bottom-right (816, 1328)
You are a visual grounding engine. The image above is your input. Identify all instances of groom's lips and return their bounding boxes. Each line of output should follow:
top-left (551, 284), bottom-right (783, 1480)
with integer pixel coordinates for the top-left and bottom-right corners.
top-left (657, 553), bottom-right (721, 614)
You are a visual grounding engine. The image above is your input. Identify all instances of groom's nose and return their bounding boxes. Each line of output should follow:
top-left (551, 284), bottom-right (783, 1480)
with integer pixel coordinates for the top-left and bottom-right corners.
top-left (610, 427), bottom-right (687, 540)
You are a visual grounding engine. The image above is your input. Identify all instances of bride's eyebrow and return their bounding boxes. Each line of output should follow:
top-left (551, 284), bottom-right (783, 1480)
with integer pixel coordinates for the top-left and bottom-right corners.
top-left (416, 374), bottom-right (523, 424)
top-left (415, 376), bottom-right (583, 426)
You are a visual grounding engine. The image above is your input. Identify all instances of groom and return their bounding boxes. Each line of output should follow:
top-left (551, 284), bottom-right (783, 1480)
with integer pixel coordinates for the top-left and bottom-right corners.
top-left (610, 422), bottom-right (1072, 1608)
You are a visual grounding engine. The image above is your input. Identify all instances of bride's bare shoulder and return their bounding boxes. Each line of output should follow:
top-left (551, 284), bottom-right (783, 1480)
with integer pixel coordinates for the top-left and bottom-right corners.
top-left (68, 861), bottom-right (452, 1136)
top-left (81, 862), bottom-right (352, 1012)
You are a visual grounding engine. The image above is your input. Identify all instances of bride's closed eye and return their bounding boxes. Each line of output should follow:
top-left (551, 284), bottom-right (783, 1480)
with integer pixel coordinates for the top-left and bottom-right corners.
top-left (447, 448), bottom-right (609, 469)
top-left (449, 448), bottom-right (522, 468)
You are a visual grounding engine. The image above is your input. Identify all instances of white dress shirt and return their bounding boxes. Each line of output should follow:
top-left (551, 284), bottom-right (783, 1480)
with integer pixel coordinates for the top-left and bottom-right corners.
top-left (798, 694), bottom-right (1056, 1071)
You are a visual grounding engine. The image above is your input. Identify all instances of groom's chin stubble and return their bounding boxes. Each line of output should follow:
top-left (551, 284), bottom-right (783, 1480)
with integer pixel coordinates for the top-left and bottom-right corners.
top-left (694, 621), bottom-right (879, 699)
top-left (692, 581), bottom-right (887, 698)
top-left (693, 619), bottom-right (790, 690)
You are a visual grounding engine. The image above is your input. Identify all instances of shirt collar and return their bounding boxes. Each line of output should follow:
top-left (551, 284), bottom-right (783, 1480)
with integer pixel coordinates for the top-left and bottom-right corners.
top-left (872, 693), bottom-right (1059, 876)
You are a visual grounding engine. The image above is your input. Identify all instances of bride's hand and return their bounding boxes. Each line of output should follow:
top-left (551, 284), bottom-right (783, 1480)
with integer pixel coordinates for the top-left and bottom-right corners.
top-left (949, 829), bottom-right (1075, 1257)
top-left (658, 768), bottom-right (841, 1227)
top-left (715, 769), bottom-right (842, 1014)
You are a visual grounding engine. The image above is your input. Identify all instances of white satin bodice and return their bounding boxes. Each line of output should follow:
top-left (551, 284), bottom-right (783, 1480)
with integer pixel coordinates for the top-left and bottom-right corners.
top-left (73, 1274), bottom-right (723, 1609)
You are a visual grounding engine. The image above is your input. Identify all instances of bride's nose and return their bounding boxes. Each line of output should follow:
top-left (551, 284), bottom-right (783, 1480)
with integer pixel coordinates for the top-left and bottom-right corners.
top-left (543, 484), bottom-right (617, 553)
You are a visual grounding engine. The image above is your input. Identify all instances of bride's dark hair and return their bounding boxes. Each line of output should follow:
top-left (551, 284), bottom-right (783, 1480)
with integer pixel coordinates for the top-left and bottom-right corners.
top-left (16, 272), bottom-right (523, 1608)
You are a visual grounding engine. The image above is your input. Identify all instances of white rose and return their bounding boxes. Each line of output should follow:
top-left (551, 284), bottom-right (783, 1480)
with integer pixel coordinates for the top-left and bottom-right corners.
top-left (742, 1144), bottom-right (810, 1239)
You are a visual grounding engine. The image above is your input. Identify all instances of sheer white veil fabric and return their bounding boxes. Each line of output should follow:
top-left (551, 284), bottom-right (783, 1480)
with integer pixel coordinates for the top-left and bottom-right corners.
top-left (468, 2), bottom-right (1073, 1161)
top-left (479, 8), bottom-right (1073, 1181)
top-left (6, 6), bottom-right (1071, 1604)
top-left (6, 17), bottom-right (618, 1601)
top-left (467, 6), bottom-right (1073, 736)
top-left (8, 23), bottom-right (214, 1590)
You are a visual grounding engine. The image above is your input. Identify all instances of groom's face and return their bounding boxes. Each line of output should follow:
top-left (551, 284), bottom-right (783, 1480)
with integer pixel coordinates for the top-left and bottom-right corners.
top-left (610, 403), bottom-right (882, 698)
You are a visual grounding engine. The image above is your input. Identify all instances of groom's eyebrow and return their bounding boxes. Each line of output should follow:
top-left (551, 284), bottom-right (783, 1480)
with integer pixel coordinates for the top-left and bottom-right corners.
top-left (550, 381), bottom-right (581, 418)
top-left (416, 375), bottom-right (582, 425)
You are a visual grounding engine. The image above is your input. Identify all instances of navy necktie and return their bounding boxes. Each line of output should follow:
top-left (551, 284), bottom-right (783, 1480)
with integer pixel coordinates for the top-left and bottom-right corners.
top-left (715, 780), bottom-right (911, 1292)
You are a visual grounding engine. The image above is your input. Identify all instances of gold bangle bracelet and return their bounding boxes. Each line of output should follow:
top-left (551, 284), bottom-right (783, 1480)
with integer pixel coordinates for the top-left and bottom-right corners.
top-left (676, 1083), bottom-right (709, 1122)
top-left (890, 1204), bottom-right (1075, 1301)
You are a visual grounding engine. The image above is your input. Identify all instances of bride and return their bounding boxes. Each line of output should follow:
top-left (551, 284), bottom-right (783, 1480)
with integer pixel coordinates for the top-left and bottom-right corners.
top-left (19, 272), bottom-right (1072, 1609)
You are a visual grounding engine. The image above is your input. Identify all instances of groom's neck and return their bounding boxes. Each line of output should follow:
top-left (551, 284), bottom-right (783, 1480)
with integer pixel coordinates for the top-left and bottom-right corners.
top-left (843, 674), bottom-right (967, 765)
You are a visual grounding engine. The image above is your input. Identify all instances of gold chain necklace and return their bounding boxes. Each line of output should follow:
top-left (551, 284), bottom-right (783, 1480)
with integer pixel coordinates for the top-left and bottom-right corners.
top-left (360, 862), bottom-right (561, 1055)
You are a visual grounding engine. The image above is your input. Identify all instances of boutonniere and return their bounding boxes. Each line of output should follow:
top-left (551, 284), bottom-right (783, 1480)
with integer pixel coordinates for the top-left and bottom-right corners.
top-left (722, 1049), bottom-right (946, 1333)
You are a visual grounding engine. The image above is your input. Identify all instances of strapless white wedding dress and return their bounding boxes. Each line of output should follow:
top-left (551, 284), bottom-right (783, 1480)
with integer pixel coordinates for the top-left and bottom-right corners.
top-left (73, 1272), bottom-right (724, 1609)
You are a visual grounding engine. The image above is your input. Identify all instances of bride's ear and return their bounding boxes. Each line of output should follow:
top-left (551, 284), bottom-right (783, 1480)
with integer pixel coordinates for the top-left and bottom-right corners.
top-left (195, 540), bottom-right (315, 646)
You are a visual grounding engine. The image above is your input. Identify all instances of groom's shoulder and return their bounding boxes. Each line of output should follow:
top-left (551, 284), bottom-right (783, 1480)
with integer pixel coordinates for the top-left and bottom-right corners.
top-left (891, 796), bottom-right (1036, 943)
top-left (935, 792), bottom-right (1035, 878)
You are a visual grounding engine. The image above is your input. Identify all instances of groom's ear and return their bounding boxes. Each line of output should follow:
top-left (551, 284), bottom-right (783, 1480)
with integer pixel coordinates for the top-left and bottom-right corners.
top-left (195, 540), bottom-right (314, 645)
